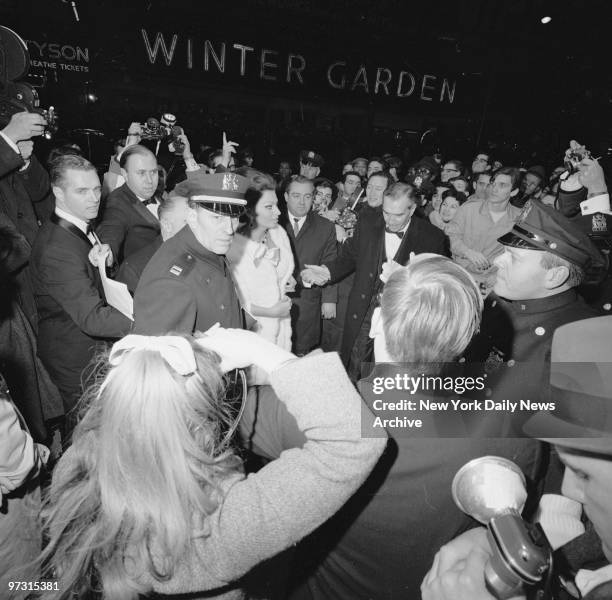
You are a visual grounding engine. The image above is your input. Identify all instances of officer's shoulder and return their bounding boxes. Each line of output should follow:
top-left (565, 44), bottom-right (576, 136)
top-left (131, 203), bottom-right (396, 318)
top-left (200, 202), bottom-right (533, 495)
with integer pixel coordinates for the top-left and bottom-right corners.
top-left (165, 251), bottom-right (197, 279)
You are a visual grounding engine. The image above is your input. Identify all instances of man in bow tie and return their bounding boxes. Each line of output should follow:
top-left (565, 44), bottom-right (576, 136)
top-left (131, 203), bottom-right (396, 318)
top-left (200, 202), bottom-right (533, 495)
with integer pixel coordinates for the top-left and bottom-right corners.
top-left (302, 182), bottom-right (448, 380)
top-left (96, 145), bottom-right (162, 264)
top-left (30, 155), bottom-right (133, 435)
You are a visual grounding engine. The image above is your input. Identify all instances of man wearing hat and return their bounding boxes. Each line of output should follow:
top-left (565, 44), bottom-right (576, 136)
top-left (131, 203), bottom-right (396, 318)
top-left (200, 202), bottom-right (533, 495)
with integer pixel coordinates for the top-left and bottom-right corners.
top-left (133, 172), bottom-right (248, 335)
top-left (466, 201), bottom-right (605, 431)
top-left (511, 165), bottom-right (546, 209)
top-left (299, 150), bottom-right (324, 180)
top-left (421, 316), bottom-right (612, 600)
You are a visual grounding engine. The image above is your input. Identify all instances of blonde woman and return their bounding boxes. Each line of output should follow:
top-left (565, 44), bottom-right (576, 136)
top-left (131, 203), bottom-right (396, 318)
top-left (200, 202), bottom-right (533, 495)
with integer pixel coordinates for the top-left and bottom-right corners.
top-left (41, 329), bottom-right (385, 599)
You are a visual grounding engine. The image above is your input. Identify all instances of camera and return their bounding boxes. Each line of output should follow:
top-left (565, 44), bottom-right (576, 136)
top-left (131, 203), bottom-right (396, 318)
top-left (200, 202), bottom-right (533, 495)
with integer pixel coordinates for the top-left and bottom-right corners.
top-left (453, 457), bottom-right (553, 599)
top-left (564, 146), bottom-right (591, 175)
top-left (139, 113), bottom-right (185, 155)
top-left (0, 26), bottom-right (59, 138)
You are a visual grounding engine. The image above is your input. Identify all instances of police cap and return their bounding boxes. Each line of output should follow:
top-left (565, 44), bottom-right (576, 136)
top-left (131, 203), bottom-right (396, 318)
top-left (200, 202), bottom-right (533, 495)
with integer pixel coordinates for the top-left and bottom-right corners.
top-left (498, 201), bottom-right (607, 280)
top-left (180, 172), bottom-right (248, 217)
top-left (299, 150), bottom-right (324, 168)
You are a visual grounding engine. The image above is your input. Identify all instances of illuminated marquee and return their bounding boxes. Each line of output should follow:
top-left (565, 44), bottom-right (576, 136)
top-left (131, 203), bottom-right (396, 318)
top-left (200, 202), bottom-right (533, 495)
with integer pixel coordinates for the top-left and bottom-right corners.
top-left (141, 29), bottom-right (457, 104)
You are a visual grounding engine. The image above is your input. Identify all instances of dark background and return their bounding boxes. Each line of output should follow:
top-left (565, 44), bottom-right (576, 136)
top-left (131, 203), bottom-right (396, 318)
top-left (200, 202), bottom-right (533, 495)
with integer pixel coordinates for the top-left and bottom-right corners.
top-left (1, 0), bottom-right (611, 174)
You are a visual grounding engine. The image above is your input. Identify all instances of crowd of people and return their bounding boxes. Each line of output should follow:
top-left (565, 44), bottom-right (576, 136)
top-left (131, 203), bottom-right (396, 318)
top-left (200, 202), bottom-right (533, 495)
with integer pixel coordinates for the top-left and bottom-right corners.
top-left (1, 107), bottom-right (611, 600)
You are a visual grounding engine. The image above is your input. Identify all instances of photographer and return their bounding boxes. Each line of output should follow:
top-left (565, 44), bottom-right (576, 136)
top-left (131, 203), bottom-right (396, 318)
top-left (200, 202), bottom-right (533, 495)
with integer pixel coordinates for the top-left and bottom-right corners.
top-left (555, 141), bottom-right (612, 314)
top-left (0, 111), bottom-right (55, 326)
top-left (422, 316), bottom-right (612, 600)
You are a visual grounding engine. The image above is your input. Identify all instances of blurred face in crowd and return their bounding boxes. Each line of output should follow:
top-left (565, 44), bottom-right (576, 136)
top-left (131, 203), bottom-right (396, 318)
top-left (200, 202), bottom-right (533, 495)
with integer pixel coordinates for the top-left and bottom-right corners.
top-left (187, 205), bottom-right (238, 255)
top-left (313, 185), bottom-right (333, 212)
top-left (279, 161), bottom-right (292, 179)
top-left (367, 160), bottom-right (384, 178)
top-left (558, 447), bottom-right (612, 561)
top-left (471, 153), bottom-right (490, 174)
top-left (382, 194), bottom-right (416, 232)
top-left (244, 155), bottom-right (254, 167)
top-left (366, 175), bottom-right (388, 207)
top-left (487, 173), bottom-right (517, 206)
top-left (432, 186), bottom-right (448, 211)
top-left (160, 197), bottom-right (189, 241)
top-left (344, 174), bottom-right (361, 197)
top-left (441, 162), bottom-right (461, 182)
top-left (285, 181), bottom-right (314, 218)
top-left (53, 168), bottom-right (102, 222)
top-left (521, 173), bottom-right (544, 197)
top-left (493, 246), bottom-right (549, 300)
top-left (473, 173), bottom-right (491, 200)
top-left (451, 179), bottom-right (468, 194)
top-left (439, 196), bottom-right (461, 223)
top-left (300, 162), bottom-right (320, 180)
top-left (342, 162), bottom-right (353, 175)
top-left (353, 159), bottom-right (368, 177)
top-left (255, 190), bottom-right (281, 229)
top-left (122, 151), bottom-right (159, 200)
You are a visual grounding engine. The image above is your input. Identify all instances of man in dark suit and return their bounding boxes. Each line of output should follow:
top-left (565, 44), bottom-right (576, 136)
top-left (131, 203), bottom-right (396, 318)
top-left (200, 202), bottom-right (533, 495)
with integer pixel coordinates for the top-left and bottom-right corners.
top-left (239, 257), bottom-right (542, 600)
top-left (284, 176), bottom-right (337, 355)
top-left (115, 187), bottom-right (189, 294)
top-left (303, 182), bottom-right (449, 379)
top-left (96, 145), bottom-right (161, 263)
top-left (30, 155), bottom-right (133, 433)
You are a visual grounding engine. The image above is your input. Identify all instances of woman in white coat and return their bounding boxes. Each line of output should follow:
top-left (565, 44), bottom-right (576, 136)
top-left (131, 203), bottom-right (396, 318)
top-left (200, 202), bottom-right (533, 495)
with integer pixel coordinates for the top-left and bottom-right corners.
top-left (227, 171), bottom-right (295, 371)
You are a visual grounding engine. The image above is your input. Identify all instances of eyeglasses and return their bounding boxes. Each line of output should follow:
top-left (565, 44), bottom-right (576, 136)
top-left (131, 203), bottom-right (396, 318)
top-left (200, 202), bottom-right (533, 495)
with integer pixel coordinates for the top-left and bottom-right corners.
top-left (442, 167), bottom-right (460, 173)
top-left (289, 192), bottom-right (313, 201)
top-left (315, 191), bottom-right (333, 199)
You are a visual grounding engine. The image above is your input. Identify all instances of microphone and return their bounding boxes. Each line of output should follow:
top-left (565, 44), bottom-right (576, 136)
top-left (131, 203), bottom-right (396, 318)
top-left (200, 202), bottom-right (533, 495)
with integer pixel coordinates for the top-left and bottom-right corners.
top-left (452, 456), bottom-right (552, 599)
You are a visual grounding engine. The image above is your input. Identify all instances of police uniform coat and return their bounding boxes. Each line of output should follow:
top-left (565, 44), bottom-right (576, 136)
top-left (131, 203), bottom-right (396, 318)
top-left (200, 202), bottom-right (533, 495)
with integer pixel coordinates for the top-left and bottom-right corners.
top-left (30, 214), bottom-right (133, 413)
top-left (96, 183), bottom-right (161, 263)
top-left (285, 211), bottom-right (337, 354)
top-left (466, 290), bottom-right (597, 434)
top-left (326, 210), bottom-right (449, 366)
top-left (115, 235), bottom-right (162, 294)
top-left (133, 224), bottom-right (243, 335)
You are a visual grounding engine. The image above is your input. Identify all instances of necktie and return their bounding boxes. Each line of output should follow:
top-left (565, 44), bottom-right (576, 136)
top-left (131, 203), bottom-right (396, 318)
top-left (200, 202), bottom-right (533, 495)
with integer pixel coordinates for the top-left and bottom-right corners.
top-left (143, 197), bottom-right (157, 206)
top-left (385, 227), bottom-right (404, 239)
top-left (86, 223), bottom-right (93, 235)
top-left (293, 218), bottom-right (300, 236)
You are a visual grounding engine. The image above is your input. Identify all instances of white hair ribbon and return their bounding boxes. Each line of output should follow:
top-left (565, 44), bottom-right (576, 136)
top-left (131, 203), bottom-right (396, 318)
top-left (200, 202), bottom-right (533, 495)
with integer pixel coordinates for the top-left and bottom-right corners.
top-left (108, 335), bottom-right (197, 375)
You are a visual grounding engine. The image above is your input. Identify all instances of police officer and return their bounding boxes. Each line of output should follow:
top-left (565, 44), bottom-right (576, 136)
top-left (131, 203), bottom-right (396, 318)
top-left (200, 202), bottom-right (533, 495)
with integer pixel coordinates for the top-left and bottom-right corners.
top-left (466, 201), bottom-right (606, 433)
top-left (299, 150), bottom-right (324, 180)
top-left (134, 172), bottom-right (248, 335)
top-left (422, 315), bottom-right (612, 600)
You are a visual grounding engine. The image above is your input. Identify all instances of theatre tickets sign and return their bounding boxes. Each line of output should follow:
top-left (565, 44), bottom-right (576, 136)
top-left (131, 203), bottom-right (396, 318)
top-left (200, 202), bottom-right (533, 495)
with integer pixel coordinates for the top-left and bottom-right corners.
top-left (140, 29), bottom-right (457, 105)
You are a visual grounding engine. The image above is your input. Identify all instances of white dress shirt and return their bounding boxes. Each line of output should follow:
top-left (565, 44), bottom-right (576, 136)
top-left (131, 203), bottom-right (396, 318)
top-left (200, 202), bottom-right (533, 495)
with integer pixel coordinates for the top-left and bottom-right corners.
top-left (384, 221), bottom-right (409, 261)
top-left (55, 207), bottom-right (96, 245)
top-left (289, 214), bottom-right (307, 235)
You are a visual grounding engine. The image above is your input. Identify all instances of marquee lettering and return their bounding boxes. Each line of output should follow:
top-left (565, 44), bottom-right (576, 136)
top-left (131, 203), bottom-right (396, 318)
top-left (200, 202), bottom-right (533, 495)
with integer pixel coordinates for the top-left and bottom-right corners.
top-left (138, 29), bottom-right (457, 103)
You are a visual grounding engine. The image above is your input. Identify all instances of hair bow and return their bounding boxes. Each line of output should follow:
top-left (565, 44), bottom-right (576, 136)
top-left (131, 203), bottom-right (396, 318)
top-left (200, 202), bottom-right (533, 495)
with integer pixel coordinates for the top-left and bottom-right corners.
top-left (108, 335), bottom-right (197, 375)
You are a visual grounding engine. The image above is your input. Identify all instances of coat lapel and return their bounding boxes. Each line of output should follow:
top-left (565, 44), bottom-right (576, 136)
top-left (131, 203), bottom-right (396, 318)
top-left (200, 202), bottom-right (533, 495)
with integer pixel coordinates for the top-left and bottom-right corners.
top-left (50, 213), bottom-right (92, 247)
top-left (394, 218), bottom-right (417, 265)
top-left (122, 184), bottom-right (159, 226)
